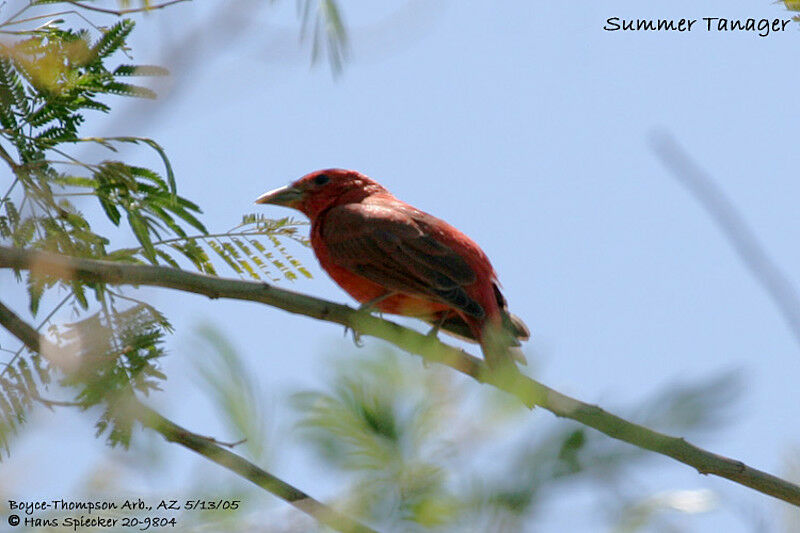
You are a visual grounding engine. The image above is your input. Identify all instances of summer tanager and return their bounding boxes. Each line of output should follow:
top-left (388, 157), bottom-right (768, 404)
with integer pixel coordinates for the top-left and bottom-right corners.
top-left (256, 169), bottom-right (529, 367)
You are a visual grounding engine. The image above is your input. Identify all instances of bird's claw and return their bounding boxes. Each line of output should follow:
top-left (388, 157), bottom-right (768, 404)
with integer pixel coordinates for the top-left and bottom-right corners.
top-left (343, 325), bottom-right (364, 347)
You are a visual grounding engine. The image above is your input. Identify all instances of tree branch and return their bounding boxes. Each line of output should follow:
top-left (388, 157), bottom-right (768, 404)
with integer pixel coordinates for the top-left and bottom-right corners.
top-left (132, 403), bottom-right (376, 533)
top-left (1, 246), bottom-right (798, 507)
top-left (0, 142), bottom-right (20, 171)
top-left (61, 0), bottom-right (191, 16)
top-left (651, 132), bottom-right (800, 351)
top-left (0, 296), bottom-right (378, 533)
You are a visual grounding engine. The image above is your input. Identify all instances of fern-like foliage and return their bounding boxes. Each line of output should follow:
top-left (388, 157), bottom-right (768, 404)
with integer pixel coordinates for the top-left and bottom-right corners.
top-left (298, 0), bottom-right (348, 74)
top-left (0, 20), bottom-right (158, 159)
top-left (0, 353), bottom-right (50, 455)
top-left (108, 214), bottom-right (312, 281)
top-left (0, 16), bottom-right (202, 314)
top-left (58, 303), bottom-right (171, 448)
top-left (180, 214), bottom-right (310, 281)
top-left (0, 3), bottom-right (314, 458)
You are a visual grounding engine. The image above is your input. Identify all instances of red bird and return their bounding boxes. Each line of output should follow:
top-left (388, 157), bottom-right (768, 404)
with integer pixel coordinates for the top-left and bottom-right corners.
top-left (256, 169), bottom-right (529, 367)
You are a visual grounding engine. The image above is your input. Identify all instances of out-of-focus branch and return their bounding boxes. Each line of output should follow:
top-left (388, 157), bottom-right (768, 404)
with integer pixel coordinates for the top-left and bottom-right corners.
top-left (0, 300), bottom-right (40, 351)
top-left (651, 132), bottom-right (800, 351)
top-left (1, 246), bottom-right (799, 507)
top-left (0, 143), bottom-right (20, 171)
top-left (133, 404), bottom-right (377, 533)
top-left (0, 296), bottom-right (378, 533)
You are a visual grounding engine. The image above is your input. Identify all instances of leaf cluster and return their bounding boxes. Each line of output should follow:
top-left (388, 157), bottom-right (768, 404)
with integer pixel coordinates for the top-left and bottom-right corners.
top-left (0, 3), bottom-right (312, 461)
top-left (0, 353), bottom-right (49, 454)
top-left (0, 19), bottom-right (162, 158)
top-left (192, 323), bottom-right (270, 461)
top-left (293, 351), bottom-right (470, 528)
top-left (293, 351), bottom-right (741, 531)
top-left (0, 16), bottom-right (203, 313)
top-left (298, 0), bottom-right (349, 75)
top-left (57, 302), bottom-right (171, 448)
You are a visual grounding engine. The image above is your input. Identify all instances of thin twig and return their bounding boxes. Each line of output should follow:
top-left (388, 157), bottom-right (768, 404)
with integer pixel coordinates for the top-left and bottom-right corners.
top-left (1, 246), bottom-right (798, 507)
top-left (118, 229), bottom-right (304, 253)
top-left (0, 2), bottom-right (33, 28)
top-left (199, 435), bottom-right (247, 449)
top-left (0, 177), bottom-right (20, 207)
top-left (0, 142), bottom-right (20, 171)
top-left (31, 393), bottom-right (81, 408)
top-left (1, 10), bottom-right (104, 31)
top-left (0, 292), bottom-right (73, 380)
top-left (0, 296), bottom-right (378, 533)
top-left (135, 404), bottom-right (375, 533)
top-left (2, 378), bottom-right (80, 409)
top-left (61, 0), bottom-right (191, 16)
top-left (29, 386), bottom-right (246, 447)
top-left (651, 132), bottom-right (800, 351)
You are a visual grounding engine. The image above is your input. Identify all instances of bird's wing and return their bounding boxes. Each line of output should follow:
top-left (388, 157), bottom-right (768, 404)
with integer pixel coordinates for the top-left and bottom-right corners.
top-left (321, 203), bottom-right (484, 318)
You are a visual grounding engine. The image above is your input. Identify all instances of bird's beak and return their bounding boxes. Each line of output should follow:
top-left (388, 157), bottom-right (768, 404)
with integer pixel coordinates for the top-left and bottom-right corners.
top-left (255, 185), bottom-right (303, 207)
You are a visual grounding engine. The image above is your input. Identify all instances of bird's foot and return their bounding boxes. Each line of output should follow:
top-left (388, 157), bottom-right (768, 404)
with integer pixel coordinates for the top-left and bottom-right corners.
top-left (425, 323), bottom-right (441, 340)
top-left (346, 292), bottom-right (396, 348)
top-left (425, 312), bottom-right (452, 340)
top-left (421, 314), bottom-right (451, 368)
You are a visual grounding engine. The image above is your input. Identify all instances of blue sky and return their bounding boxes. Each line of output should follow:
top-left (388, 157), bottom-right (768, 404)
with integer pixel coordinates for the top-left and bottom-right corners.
top-left (3, 0), bottom-right (800, 530)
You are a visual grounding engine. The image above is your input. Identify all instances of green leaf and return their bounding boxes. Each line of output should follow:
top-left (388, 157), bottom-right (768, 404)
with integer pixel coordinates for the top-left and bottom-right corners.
top-left (98, 196), bottom-right (122, 225)
top-left (16, 359), bottom-right (37, 398)
top-left (128, 212), bottom-right (156, 263)
top-left (207, 240), bottom-right (242, 274)
top-left (155, 248), bottom-right (180, 269)
top-left (26, 276), bottom-right (47, 315)
top-left (101, 81), bottom-right (157, 99)
top-left (92, 20), bottom-right (135, 60)
top-left (51, 175), bottom-right (98, 188)
top-left (233, 237), bottom-right (268, 279)
top-left (99, 137), bottom-right (177, 197)
top-left (0, 216), bottom-right (10, 238)
top-left (166, 202), bottom-right (206, 233)
top-left (113, 65), bottom-right (169, 77)
top-left (30, 353), bottom-right (51, 385)
top-left (71, 280), bottom-right (88, 309)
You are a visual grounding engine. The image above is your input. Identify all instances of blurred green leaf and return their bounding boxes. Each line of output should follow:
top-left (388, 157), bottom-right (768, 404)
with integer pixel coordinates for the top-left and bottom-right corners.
top-left (192, 323), bottom-right (270, 462)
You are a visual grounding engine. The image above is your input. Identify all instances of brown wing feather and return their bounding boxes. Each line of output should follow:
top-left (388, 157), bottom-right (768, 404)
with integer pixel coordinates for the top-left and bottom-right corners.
top-left (322, 203), bottom-right (484, 318)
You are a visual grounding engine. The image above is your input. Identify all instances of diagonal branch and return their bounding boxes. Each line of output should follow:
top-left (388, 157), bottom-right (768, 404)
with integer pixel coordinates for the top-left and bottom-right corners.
top-left (1, 246), bottom-right (799, 507)
top-left (0, 297), bottom-right (378, 533)
top-left (651, 132), bottom-right (800, 351)
top-left (131, 403), bottom-right (377, 533)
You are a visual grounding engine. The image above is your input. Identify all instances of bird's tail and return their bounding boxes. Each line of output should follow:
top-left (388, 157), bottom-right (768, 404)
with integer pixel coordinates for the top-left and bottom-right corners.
top-left (478, 313), bottom-right (530, 369)
top-left (502, 311), bottom-right (530, 343)
top-left (426, 309), bottom-right (530, 347)
top-left (480, 320), bottom-right (528, 367)
top-left (423, 307), bottom-right (530, 368)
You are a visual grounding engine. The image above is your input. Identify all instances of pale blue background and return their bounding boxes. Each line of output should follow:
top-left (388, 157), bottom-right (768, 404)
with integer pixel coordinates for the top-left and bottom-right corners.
top-left (3, 0), bottom-right (800, 530)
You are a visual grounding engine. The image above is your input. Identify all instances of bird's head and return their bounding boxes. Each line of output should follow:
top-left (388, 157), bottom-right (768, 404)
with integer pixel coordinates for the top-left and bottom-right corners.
top-left (255, 169), bottom-right (389, 219)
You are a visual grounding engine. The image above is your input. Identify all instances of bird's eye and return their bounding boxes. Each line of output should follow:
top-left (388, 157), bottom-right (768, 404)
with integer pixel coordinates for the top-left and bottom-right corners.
top-left (314, 174), bottom-right (330, 186)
